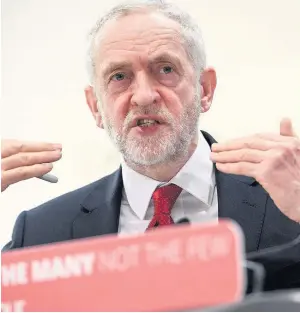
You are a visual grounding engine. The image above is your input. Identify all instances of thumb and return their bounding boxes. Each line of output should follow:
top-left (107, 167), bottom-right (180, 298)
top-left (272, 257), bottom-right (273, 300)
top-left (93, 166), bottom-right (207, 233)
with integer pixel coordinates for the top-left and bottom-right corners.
top-left (280, 118), bottom-right (296, 137)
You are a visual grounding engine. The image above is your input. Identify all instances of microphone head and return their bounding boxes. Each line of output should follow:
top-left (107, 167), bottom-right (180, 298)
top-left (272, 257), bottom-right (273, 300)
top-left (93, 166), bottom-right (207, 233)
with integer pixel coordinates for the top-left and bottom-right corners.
top-left (176, 217), bottom-right (190, 224)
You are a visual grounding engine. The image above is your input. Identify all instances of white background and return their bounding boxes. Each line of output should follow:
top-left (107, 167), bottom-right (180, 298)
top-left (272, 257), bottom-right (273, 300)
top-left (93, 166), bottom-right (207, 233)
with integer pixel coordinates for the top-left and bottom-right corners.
top-left (1, 0), bottom-right (300, 248)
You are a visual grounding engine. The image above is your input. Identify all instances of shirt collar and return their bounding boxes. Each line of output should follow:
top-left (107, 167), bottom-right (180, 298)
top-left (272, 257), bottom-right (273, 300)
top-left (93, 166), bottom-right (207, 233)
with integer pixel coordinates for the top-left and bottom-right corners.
top-left (121, 131), bottom-right (215, 220)
top-left (169, 131), bottom-right (215, 206)
top-left (121, 162), bottom-right (160, 220)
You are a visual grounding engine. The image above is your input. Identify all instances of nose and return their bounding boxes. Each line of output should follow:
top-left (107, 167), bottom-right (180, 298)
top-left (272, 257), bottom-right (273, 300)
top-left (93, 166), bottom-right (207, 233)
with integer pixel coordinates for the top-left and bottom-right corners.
top-left (130, 72), bottom-right (160, 107)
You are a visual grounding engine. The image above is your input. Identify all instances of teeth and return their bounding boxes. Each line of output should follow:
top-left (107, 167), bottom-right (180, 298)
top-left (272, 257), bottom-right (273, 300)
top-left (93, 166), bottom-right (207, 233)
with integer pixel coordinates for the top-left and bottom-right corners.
top-left (137, 119), bottom-right (159, 126)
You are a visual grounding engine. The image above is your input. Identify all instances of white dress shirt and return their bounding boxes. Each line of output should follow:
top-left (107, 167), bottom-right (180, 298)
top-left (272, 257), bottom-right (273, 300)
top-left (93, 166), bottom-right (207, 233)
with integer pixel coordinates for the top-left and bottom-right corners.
top-left (118, 132), bottom-right (218, 235)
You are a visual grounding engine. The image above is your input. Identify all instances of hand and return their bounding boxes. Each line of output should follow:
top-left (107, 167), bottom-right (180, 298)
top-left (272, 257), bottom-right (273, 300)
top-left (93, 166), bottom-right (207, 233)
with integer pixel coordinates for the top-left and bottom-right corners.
top-left (210, 118), bottom-right (300, 222)
top-left (1, 139), bottom-right (62, 192)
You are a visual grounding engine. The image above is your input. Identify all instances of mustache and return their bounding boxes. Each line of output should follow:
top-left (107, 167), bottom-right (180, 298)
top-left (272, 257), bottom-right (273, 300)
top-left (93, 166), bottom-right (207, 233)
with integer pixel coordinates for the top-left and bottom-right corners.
top-left (123, 107), bottom-right (174, 129)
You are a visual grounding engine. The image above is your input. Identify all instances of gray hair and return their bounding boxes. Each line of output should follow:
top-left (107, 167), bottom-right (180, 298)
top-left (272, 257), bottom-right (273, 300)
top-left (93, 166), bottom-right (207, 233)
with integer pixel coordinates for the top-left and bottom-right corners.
top-left (86, 0), bottom-right (206, 86)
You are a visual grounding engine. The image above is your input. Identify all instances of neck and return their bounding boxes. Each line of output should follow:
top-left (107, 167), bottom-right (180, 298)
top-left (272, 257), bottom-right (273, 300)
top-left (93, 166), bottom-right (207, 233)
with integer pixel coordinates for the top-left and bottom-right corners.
top-left (125, 136), bottom-right (198, 182)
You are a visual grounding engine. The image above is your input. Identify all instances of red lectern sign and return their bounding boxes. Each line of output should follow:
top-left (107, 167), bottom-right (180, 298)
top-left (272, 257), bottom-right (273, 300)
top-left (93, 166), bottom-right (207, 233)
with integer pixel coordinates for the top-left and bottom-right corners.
top-left (2, 220), bottom-right (245, 312)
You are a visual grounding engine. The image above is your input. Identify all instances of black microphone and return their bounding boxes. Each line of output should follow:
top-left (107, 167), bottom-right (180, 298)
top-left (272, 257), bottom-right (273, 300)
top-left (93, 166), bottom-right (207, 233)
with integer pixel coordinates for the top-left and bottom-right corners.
top-left (175, 217), bottom-right (191, 224)
top-left (152, 218), bottom-right (190, 227)
top-left (246, 234), bottom-right (300, 291)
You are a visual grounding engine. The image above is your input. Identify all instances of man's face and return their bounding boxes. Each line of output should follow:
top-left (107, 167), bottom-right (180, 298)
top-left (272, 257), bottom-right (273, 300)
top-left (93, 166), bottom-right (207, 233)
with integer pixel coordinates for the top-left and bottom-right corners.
top-left (93, 13), bottom-right (201, 166)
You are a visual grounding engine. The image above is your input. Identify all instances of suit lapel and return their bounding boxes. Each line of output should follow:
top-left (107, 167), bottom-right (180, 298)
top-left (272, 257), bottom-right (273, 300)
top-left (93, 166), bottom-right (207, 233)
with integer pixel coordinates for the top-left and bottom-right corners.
top-left (72, 168), bottom-right (123, 240)
top-left (202, 130), bottom-right (268, 253)
top-left (71, 131), bottom-right (268, 252)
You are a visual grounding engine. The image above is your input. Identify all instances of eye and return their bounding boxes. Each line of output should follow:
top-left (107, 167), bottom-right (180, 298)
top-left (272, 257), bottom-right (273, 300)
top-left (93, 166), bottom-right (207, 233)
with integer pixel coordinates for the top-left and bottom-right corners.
top-left (111, 72), bottom-right (126, 81)
top-left (159, 65), bottom-right (174, 74)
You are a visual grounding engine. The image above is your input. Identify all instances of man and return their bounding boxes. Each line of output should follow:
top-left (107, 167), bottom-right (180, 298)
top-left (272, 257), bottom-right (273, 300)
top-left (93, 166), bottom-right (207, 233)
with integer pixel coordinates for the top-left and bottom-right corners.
top-left (2, 0), bottom-right (300, 292)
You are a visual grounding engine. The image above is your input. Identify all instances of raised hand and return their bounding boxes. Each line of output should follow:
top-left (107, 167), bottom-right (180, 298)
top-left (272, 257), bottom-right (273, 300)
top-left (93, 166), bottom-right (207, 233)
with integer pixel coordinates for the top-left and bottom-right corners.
top-left (1, 139), bottom-right (62, 192)
top-left (211, 118), bottom-right (300, 222)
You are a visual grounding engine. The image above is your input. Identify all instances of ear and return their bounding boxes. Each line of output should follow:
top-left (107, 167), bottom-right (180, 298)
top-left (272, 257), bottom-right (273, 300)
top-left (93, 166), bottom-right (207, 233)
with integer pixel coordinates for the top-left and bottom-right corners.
top-left (199, 67), bottom-right (217, 113)
top-left (84, 85), bottom-right (103, 128)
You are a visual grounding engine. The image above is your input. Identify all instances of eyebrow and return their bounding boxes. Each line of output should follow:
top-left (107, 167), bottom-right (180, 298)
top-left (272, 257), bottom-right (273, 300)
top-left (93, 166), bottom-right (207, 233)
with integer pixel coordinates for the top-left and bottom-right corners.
top-left (100, 52), bottom-right (183, 78)
top-left (101, 61), bottom-right (132, 79)
top-left (149, 52), bottom-right (182, 67)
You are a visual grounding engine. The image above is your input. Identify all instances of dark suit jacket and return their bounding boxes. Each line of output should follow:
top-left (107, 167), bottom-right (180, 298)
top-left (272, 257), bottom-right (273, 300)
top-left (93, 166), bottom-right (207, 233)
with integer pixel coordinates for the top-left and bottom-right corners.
top-left (2, 131), bottom-right (300, 292)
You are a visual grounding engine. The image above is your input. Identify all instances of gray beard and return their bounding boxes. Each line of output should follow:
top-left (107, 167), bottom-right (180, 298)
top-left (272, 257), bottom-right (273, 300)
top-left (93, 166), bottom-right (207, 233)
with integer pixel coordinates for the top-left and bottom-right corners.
top-left (100, 93), bottom-right (201, 166)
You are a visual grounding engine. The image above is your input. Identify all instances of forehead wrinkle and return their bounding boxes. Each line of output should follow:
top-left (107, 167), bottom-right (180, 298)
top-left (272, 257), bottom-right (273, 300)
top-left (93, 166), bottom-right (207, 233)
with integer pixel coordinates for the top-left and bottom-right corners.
top-left (98, 31), bottom-right (186, 66)
top-left (99, 19), bottom-right (183, 51)
top-left (95, 15), bottom-right (191, 79)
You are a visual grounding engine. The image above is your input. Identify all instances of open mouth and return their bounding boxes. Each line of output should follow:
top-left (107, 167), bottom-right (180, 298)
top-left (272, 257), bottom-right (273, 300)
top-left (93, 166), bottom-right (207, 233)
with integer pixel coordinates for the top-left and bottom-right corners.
top-left (136, 119), bottom-right (161, 127)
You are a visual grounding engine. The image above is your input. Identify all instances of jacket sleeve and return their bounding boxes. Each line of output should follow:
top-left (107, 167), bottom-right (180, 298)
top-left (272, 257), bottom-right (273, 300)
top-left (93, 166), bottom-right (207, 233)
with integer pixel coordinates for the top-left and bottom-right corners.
top-left (2, 211), bottom-right (27, 252)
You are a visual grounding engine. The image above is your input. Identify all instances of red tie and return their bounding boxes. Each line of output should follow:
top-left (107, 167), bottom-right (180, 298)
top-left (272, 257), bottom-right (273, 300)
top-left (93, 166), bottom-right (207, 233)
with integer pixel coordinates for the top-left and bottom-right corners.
top-left (147, 184), bottom-right (182, 229)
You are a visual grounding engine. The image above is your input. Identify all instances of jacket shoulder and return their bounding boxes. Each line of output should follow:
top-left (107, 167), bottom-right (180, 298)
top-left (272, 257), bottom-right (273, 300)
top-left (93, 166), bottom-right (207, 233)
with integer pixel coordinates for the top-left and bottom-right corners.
top-left (28, 173), bottom-right (114, 216)
top-left (4, 170), bottom-right (119, 250)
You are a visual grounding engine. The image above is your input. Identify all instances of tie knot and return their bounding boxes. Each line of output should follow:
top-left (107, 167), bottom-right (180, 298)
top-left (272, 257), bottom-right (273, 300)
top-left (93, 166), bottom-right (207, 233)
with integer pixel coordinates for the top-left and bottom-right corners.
top-left (152, 184), bottom-right (182, 216)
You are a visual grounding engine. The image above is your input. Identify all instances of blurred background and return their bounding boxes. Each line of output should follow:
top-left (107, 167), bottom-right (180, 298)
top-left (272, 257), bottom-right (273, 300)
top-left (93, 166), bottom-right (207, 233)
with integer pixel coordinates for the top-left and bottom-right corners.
top-left (1, 0), bottom-right (300, 248)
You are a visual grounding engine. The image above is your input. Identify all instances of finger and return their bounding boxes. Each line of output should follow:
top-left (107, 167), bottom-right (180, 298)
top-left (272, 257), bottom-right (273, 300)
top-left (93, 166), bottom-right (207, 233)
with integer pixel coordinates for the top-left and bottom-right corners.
top-left (280, 118), bottom-right (298, 137)
top-left (212, 137), bottom-right (278, 153)
top-left (210, 149), bottom-right (266, 164)
top-left (211, 134), bottom-right (298, 152)
top-left (1, 163), bottom-right (53, 188)
top-left (215, 162), bottom-right (256, 177)
top-left (2, 150), bottom-right (62, 171)
top-left (1, 140), bottom-right (62, 158)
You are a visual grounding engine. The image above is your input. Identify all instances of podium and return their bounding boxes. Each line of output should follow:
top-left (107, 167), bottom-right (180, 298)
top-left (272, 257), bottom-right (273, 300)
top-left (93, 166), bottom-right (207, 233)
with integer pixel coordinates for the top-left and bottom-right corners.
top-left (2, 220), bottom-right (245, 312)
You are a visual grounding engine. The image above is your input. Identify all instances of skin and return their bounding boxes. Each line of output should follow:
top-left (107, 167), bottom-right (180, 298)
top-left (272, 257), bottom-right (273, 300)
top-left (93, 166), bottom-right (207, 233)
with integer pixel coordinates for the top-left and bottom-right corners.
top-left (85, 11), bottom-right (300, 222)
top-left (1, 11), bottom-right (299, 223)
top-left (1, 139), bottom-right (62, 191)
top-left (211, 118), bottom-right (300, 222)
top-left (85, 12), bottom-right (216, 181)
